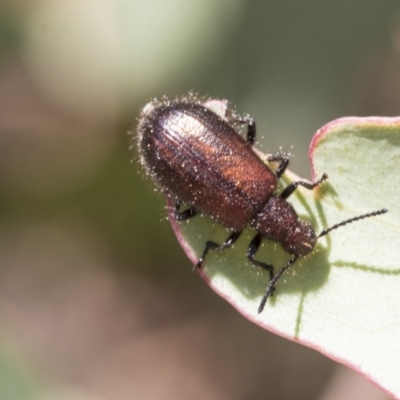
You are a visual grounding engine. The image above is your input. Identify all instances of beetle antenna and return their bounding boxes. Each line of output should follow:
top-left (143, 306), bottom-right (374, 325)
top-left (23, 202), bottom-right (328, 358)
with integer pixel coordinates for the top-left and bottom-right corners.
top-left (258, 255), bottom-right (298, 314)
top-left (317, 208), bottom-right (388, 239)
top-left (258, 208), bottom-right (388, 314)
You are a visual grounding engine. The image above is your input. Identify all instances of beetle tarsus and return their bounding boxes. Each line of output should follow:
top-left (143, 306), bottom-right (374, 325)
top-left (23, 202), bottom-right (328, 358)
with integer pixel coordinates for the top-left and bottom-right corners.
top-left (280, 173), bottom-right (328, 200)
top-left (195, 230), bottom-right (242, 271)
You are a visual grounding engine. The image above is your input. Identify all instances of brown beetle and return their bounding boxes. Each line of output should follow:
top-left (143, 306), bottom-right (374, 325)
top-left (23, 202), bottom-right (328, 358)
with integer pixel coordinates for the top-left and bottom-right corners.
top-left (136, 95), bottom-right (387, 313)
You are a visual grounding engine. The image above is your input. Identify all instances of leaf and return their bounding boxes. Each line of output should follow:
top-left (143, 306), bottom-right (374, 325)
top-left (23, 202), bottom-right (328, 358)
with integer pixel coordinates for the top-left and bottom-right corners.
top-left (168, 116), bottom-right (400, 398)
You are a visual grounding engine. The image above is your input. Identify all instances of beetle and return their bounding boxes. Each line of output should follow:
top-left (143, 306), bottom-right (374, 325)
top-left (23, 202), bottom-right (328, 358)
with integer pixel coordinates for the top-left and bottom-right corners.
top-left (136, 95), bottom-right (387, 313)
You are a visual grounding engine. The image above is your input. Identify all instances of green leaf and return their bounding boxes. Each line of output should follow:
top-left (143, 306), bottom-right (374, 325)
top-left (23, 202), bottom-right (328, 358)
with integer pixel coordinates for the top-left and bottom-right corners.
top-left (169, 117), bottom-right (400, 398)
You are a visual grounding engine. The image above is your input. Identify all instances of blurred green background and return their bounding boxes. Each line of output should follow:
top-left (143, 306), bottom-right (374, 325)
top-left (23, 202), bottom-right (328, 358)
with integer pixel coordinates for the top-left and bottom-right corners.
top-left (0, 1), bottom-right (397, 399)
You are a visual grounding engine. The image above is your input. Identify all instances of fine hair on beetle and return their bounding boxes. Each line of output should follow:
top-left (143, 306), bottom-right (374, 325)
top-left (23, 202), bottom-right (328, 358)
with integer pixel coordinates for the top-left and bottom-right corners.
top-left (135, 94), bottom-right (388, 314)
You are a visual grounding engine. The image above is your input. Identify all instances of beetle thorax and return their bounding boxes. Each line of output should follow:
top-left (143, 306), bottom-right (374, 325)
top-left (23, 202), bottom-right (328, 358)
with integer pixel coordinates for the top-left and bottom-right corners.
top-left (250, 195), bottom-right (316, 257)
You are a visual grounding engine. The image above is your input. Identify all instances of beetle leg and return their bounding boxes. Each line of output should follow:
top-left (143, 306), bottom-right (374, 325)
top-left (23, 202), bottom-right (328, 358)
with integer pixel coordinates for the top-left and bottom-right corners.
top-left (258, 255), bottom-right (298, 313)
top-left (266, 153), bottom-right (290, 179)
top-left (244, 119), bottom-right (256, 145)
top-left (173, 200), bottom-right (198, 221)
top-left (195, 230), bottom-right (242, 270)
top-left (280, 173), bottom-right (328, 199)
top-left (229, 116), bottom-right (256, 145)
top-left (246, 233), bottom-right (274, 280)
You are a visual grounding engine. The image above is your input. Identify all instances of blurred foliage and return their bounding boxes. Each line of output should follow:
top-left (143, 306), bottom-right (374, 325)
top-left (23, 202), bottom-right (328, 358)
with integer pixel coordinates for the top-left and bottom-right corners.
top-left (0, 5), bottom-right (21, 61)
